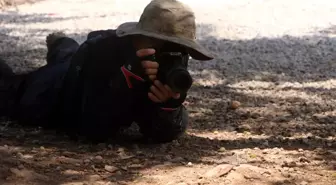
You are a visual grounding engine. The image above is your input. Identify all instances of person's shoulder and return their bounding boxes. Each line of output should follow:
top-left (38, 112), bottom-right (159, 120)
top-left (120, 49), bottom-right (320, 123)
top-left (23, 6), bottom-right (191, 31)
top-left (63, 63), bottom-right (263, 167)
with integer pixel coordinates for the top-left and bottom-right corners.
top-left (83, 29), bottom-right (121, 58)
top-left (85, 29), bottom-right (132, 57)
top-left (86, 29), bottom-right (117, 45)
top-left (87, 29), bottom-right (116, 40)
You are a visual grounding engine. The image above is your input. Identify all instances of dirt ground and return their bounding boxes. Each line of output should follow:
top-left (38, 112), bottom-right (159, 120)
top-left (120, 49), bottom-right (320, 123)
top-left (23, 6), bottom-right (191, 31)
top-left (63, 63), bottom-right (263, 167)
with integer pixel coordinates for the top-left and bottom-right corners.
top-left (0, 0), bottom-right (336, 185)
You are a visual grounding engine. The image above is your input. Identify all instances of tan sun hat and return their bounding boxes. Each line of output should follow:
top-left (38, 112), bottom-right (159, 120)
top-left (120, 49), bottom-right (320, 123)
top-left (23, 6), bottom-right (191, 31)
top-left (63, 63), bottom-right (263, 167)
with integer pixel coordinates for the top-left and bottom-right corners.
top-left (116, 0), bottom-right (214, 61)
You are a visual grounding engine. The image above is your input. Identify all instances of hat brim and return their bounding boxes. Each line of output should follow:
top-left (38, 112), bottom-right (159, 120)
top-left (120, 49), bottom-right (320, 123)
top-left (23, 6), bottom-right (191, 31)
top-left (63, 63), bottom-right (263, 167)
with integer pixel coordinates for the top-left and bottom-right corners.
top-left (116, 22), bottom-right (214, 61)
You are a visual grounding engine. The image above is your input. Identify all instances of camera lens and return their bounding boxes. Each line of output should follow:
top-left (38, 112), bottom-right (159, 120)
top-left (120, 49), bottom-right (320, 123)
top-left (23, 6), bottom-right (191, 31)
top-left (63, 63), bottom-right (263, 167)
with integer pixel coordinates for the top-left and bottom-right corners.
top-left (167, 69), bottom-right (193, 93)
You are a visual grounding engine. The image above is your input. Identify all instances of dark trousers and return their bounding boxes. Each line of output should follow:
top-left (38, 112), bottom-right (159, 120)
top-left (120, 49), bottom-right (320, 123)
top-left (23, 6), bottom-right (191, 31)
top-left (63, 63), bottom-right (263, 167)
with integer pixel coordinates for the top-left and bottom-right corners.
top-left (13, 37), bottom-right (80, 127)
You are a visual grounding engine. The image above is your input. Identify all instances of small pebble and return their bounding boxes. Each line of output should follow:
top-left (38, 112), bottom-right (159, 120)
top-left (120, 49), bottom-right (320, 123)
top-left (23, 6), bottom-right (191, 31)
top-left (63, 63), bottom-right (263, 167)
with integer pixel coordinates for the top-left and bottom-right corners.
top-left (16, 152), bottom-right (23, 158)
top-left (132, 158), bottom-right (140, 163)
top-left (218, 147), bottom-right (226, 152)
top-left (105, 165), bottom-right (118, 173)
top-left (136, 151), bottom-right (144, 155)
top-left (230, 100), bottom-right (241, 109)
top-left (300, 181), bottom-right (308, 185)
top-left (263, 141), bottom-right (269, 147)
top-left (95, 156), bottom-right (103, 161)
top-left (299, 157), bottom-right (310, 163)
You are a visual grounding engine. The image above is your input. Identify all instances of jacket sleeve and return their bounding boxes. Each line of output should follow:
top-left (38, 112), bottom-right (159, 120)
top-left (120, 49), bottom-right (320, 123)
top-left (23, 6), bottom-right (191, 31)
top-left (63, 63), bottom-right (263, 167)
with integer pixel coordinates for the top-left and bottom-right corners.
top-left (133, 92), bottom-right (189, 143)
top-left (58, 36), bottom-right (136, 142)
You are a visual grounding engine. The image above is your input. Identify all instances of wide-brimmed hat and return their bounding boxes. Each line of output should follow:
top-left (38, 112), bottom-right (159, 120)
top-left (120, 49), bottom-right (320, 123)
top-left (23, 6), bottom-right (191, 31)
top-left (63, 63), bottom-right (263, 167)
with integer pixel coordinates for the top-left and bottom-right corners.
top-left (116, 0), bottom-right (214, 61)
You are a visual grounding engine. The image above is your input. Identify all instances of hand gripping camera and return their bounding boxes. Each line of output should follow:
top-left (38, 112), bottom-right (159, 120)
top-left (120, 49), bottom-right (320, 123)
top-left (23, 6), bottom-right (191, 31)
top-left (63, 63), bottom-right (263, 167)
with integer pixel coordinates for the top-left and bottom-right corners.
top-left (143, 51), bottom-right (193, 94)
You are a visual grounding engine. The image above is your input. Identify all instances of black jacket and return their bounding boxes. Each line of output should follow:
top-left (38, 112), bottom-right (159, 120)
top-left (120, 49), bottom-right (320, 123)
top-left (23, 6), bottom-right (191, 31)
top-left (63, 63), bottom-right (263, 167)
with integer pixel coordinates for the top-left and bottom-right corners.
top-left (56, 30), bottom-right (189, 143)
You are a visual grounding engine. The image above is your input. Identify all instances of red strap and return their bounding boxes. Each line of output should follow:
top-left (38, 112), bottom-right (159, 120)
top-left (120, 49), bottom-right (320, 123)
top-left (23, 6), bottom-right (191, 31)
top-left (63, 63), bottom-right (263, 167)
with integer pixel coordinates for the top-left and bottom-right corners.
top-left (120, 66), bottom-right (145, 88)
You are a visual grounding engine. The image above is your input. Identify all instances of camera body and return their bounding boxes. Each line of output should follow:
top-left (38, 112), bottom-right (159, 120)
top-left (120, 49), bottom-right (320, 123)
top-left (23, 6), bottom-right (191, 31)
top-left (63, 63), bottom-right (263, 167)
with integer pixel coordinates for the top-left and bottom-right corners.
top-left (143, 52), bottom-right (193, 94)
top-left (156, 52), bottom-right (192, 94)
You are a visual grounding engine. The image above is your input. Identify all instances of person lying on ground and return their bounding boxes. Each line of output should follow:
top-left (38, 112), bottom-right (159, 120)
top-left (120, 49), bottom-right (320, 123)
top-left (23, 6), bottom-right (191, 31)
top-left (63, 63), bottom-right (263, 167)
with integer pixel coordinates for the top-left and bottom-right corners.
top-left (0, 0), bottom-right (214, 143)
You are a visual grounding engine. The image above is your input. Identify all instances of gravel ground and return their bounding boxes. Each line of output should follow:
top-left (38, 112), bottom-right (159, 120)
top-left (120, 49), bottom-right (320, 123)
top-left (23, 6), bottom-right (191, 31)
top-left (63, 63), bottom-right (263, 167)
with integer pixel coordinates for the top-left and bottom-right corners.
top-left (0, 0), bottom-right (336, 185)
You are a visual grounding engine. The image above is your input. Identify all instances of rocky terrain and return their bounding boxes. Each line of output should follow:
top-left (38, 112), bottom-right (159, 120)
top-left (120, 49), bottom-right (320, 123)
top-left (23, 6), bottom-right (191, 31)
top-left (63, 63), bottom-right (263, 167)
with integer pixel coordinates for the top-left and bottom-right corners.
top-left (0, 0), bottom-right (335, 184)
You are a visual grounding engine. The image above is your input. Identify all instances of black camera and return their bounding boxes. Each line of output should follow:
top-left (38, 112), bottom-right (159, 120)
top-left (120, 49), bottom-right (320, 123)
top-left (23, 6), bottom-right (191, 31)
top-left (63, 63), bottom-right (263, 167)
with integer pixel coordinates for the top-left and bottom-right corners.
top-left (143, 52), bottom-right (193, 94)
top-left (156, 52), bottom-right (193, 94)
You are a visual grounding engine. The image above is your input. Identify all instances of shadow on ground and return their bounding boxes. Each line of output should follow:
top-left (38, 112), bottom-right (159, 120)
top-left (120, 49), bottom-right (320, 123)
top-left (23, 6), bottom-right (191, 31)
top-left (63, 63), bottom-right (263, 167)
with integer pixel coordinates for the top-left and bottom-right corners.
top-left (188, 24), bottom-right (336, 138)
top-left (0, 11), bottom-right (89, 74)
top-left (1, 124), bottom-right (335, 185)
top-left (0, 12), bottom-right (335, 184)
